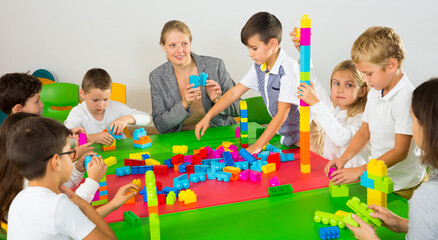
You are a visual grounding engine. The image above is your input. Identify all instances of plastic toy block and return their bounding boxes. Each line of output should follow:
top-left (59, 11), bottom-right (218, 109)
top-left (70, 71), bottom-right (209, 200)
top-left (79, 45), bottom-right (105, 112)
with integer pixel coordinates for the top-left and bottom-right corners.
top-left (190, 173), bottom-right (206, 183)
top-left (153, 165), bottom-right (168, 174)
top-left (133, 128), bottom-right (147, 140)
top-left (214, 171), bottom-right (231, 182)
top-left (103, 156), bottom-right (117, 167)
top-left (157, 194), bottom-right (166, 205)
top-left (194, 165), bottom-right (208, 173)
top-left (223, 166), bottom-right (241, 181)
top-left (314, 211), bottom-right (346, 229)
top-left (240, 121), bottom-right (248, 132)
top-left (148, 206), bottom-right (159, 216)
top-left (84, 155), bottom-right (92, 170)
top-left (300, 107), bottom-right (310, 131)
top-left (280, 153), bottom-right (295, 162)
top-left (343, 213), bottom-right (359, 227)
top-left (329, 182), bottom-right (349, 197)
top-left (199, 148), bottom-right (208, 159)
top-left (144, 158), bottom-right (159, 166)
top-left (164, 159), bottom-right (173, 168)
top-left (162, 187), bottom-right (179, 197)
top-left (240, 136), bottom-right (249, 144)
top-left (234, 161), bottom-right (249, 171)
top-left (240, 100), bottom-right (247, 110)
top-left (107, 126), bottom-right (123, 140)
top-left (222, 151), bottom-right (235, 167)
top-left (139, 187), bottom-right (148, 202)
top-left (171, 154), bottom-right (184, 165)
top-left (191, 154), bottom-right (201, 165)
top-left (249, 171), bottom-right (262, 182)
top-left (328, 167), bottom-right (336, 179)
top-left (133, 135), bottom-right (151, 145)
top-left (301, 14), bottom-right (311, 28)
top-left (300, 130), bottom-right (310, 162)
top-left (91, 199), bottom-right (108, 206)
top-left (367, 159), bottom-right (387, 177)
top-left (173, 174), bottom-right (190, 190)
top-left (257, 151), bottom-right (270, 161)
top-left (178, 162), bottom-right (190, 173)
top-left (134, 142), bottom-right (151, 149)
top-left (267, 153), bottom-right (280, 168)
top-left (172, 145), bottom-right (188, 154)
top-left (250, 160), bottom-right (268, 172)
top-left (268, 184), bottom-right (293, 197)
top-left (346, 197), bottom-right (382, 227)
top-left (269, 176), bottom-right (280, 187)
top-left (78, 133), bottom-right (87, 146)
top-left (125, 158), bottom-right (145, 167)
top-left (265, 144), bottom-right (281, 153)
top-left (125, 195), bottom-right (135, 204)
top-left (145, 171), bottom-right (158, 207)
top-left (131, 179), bottom-right (142, 190)
top-left (102, 140), bottom-right (116, 151)
top-left (261, 163), bottom-right (276, 174)
top-left (235, 127), bottom-right (241, 138)
top-left (360, 171), bottom-right (375, 189)
top-left (300, 71), bottom-right (310, 81)
top-left (166, 191), bottom-right (176, 205)
top-left (319, 226), bottom-right (340, 240)
top-left (367, 188), bottom-right (387, 208)
top-left (132, 166), bottom-right (151, 175)
top-left (239, 169), bottom-right (251, 180)
top-left (239, 148), bottom-right (257, 164)
top-left (335, 210), bottom-right (349, 218)
top-left (116, 166), bottom-right (131, 177)
top-left (149, 212), bottom-right (160, 240)
top-left (178, 189), bottom-right (197, 204)
top-left (129, 151), bottom-right (150, 160)
top-left (124, 211), bottom-right (141, 227)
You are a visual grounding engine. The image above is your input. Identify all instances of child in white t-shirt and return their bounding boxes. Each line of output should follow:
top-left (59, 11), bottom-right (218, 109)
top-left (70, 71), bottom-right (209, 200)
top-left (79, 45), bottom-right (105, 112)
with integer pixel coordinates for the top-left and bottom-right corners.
top-left (65, 68), bottom-right (150, 145)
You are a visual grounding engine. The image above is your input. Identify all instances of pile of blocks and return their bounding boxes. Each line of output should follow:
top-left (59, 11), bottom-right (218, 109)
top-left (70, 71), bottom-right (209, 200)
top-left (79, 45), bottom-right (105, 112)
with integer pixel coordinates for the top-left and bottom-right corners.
top-left (189, 72), bottom-right (208, 88)
top-left (91, 175), bottom-right (108, 206)
top-left (360, 159), bottom-right (394, 207)
top-left (133, 128), bottom-right (151, 149)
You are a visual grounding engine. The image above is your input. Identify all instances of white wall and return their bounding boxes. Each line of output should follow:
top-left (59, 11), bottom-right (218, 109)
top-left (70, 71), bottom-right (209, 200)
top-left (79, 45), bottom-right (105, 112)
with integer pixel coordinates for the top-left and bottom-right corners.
top-left (1, 0), bottom-right (438, 119)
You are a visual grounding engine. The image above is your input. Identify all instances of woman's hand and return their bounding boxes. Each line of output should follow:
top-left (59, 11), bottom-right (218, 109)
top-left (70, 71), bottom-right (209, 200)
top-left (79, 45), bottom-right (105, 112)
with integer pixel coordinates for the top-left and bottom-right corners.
top-left (182, 84), bottom-right (201, 109)
top-left (206, 80), bottom-right (222, 103)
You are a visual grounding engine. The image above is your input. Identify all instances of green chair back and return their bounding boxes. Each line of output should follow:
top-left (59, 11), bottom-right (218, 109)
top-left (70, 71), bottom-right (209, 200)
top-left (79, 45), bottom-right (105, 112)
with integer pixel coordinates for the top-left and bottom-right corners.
top-left (0, 111), bottom-right (7, 126)
top-left (244, 96), bottom-right (272, 125)
top-left (40, 83), bottom-right (79, 123)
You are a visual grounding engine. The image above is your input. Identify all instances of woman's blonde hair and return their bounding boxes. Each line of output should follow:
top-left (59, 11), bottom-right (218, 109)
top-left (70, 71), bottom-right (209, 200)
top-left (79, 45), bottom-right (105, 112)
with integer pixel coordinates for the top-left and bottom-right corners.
top-left (330, 60), bottom-right (369, 121)
top-left (160, 20), bottom-right (192, 45)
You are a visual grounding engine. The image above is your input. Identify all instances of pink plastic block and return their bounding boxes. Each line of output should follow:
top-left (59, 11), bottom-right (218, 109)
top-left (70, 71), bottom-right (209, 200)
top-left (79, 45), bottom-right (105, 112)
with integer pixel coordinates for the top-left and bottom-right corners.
top-left (231, 151), bottom-right (239, 160)
top-left (235, 127), bottom-right (241, 138)
top-left (269, 176), bottom-right (280, 187)
top-left (249, 171), bottom-right (262, 182)
top-left (239, 169), bottom-right (250, 181)
top-left (228, 144), bottom-right (238, 152)
top-left (300, 28), bottom-right (311, 45)
top-left (204, 146), bottom-right (214, 157)
top-left (92, 191), bottom-right (100, 201)
top-left (329, 167), bottom-right (336, 180)
top-left (300, 99), bottom-right (309, 107)
top-left (184, 155), bottom-right (193, 163)
top-left (78, 133), bottom-right (87, 146)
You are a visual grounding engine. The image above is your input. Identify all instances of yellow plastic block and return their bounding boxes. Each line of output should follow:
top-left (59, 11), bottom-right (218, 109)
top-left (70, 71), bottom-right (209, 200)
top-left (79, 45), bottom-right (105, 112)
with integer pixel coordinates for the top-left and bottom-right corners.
top-left (131, 179), bottom-right (142, 192)
top-left (295, 28), bottom-right (301, 41)
top-left (335, 210), bottom-right (349, 218)
top-left (103, 156), bottom-right (117, 167)
top-left (222, 141), bottom-right (233, 148)
top-left (240, 134), bottom-right (248, 138)
top-left (240, 100), bottom-right (247, 110)
top-left (300, 106), bottom-right (310, 131)
top-left (300, 14), bottom-right (311, 28)
top-left (129, 151), bottom-right (150, 160)
top-left (1, 220), bottom-right (8, 231)
top-left (241, 118), bottom-right (248, 123)
top-left (145, 158), bottom-right (161, 166)
top-left (178, 189), bottom-right (197, 204)
top-left (301, 164), bottom-right (311, 173)
top-left (367, 188), bottom-right (387, 208)
top-left (261, 163), bottom-right (276, 174)
top-left (367, 159), bottom-right (387, 177)
top-left (172, 145), bottom-right (188, 154)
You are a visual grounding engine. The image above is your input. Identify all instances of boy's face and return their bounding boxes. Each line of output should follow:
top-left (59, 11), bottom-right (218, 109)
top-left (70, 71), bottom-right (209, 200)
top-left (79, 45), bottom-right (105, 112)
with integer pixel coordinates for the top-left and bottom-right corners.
top-left (246, 35), bottom-right (275, 65)
top-left (161, 30), bottom-right (192, 67)
top-left (59, 140), bottom-right (74, 183)
top-left (20, 91), bottom-right (44, 115)
top-left (80, 88), bottom-right (111, 116)
top-left (355, 62), bottom-right (390, 91)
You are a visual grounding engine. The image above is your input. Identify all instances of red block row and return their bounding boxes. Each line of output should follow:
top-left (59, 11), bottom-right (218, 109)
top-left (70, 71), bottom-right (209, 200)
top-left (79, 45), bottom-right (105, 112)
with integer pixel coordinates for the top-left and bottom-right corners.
top-left (124, 159), bottom-right (145, 167)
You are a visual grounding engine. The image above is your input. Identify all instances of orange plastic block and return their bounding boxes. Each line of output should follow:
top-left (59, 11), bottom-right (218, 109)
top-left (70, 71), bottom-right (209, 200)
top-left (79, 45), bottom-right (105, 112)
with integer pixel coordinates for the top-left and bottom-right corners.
top-left (148, 206), bottom-right (159, 215)
top-left (223, 166), bottom-right (241, 181)
top-left (125, 195), bottom-right (135, 204)
top-left (99, 186), bottom-right (107, 192)
top-left (300, 131), bottom-right (310, 165)
top-left (102, 141), bottom-right (116, 151)
top-left (99, 195), bottom-right (108, 200)
top-left (174, 163), bottom-right (181, 172)
top-left (134, 136), bottom-right (151, 145)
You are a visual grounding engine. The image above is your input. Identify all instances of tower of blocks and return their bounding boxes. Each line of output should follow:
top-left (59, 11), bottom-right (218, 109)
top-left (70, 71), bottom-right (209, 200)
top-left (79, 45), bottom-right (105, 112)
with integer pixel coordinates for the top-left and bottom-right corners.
top-left (91, 175), bottom-right (108, 206)
top-left (133, 128), bottom-right (151, 149)
top-left (360, 159), bottom-right (394, 208)
top-left (145, 171), bottom-right (161, 240)
top-left (240, 100), bottom-right (249, 148)
top-left (189, 72), bottom-right (208, 88)
top-left (298, 14), bottom-right (311, 173)
top-left (102, 129), bottom-right (116, 151)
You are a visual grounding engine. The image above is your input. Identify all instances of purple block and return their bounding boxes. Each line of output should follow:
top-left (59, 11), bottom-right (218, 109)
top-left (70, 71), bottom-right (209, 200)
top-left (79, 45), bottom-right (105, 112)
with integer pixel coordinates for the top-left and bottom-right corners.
top-left (249, 171), bottom-right (262, 182)
top-left (329, 167), bottom-right (336, 180)
top-left (228, 144), bottom-right (238, 152)
top-left (300, 99), bottom-right (309, 107)
top-left (300, 28), bottom-right (311, 46)
top-left (78, 133), bottom-right (87, 146)
top-left (92, 191), bottom-right (100, 201)
top-left (235, 127), bottom-right (241, 138)
top-left (204, 146), bottom-right (214, 157)
top-left (239, 169), bottom-right (250, 180)
top-left (231, 151), bottom-right (239, 160)
top-left (184, 155), bottom-right (193, 163)
top-left (269, 176), bottom-right (280, 187)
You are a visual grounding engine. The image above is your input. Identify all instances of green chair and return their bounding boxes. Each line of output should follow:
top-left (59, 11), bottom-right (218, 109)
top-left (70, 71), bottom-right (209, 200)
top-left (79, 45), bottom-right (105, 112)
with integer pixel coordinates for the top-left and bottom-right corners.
top-left (244, 96), bottom-right (272, 125)
top-left (40, 83), bottom-right (79, 123)
top-left (0, 111), bottom-right (7, 126)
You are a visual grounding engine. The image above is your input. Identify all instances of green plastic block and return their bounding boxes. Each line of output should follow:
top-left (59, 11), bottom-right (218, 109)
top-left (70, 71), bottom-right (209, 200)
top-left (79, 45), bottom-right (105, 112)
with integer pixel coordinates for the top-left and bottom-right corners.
top-left (343, 213), bottom-right (359, 227)
top-left (241, 137), bottom-right (249, 144)
top-left (374, 176), bottom-right (394, 194)
top-left (124, 211), bottom-right (141, 227)
top-left (91, 199), bottom-right (108, 206)
top-left (329, 182), bottom-right (349, 197)
top-left (146, 171), bottom-right (158, 207)
top-left (166, 191), bottom-right (176, 205)
top-left (256, 127), bottom-right (266, 139)
top-left (149, 213), bottom-right (160, 240)
top-left (314, 211), bottom-right (346, 228)
top-left (300, 71), bottom-right (310, 81)
top-left (346, 197), bottom-right (382, 227)
top-left (268, 184), bottom-right (293, 197)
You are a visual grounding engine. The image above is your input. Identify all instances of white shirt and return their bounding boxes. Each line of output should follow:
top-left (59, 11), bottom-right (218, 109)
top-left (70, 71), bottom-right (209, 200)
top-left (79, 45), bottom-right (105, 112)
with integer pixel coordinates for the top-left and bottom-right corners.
top-left (7, 187), bottom-right (95, 240)
top-left (363, 74), bottom-right (426, 191)
top-left (65, 100), bottom-right (150, 135)
top-left (310, 100), bottom-right (370, 168)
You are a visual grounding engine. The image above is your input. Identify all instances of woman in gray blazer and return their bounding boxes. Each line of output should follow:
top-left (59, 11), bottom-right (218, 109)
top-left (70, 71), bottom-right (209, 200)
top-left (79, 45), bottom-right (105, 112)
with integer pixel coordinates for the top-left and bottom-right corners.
top-left (149, 20), bottom-right (240, 133)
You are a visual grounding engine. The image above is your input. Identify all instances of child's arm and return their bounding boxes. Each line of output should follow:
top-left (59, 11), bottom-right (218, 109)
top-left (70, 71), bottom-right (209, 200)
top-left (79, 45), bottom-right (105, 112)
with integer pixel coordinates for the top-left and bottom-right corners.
top-left (109, 115), bottom-right (135, 135)
top-left (375, 134), bottom-right (413, 167)
top-left (73, 155), bottom-right (107, 203)
top-left (195, 83), bottom-right (249, 140)
top-left (59, 185), bottom-right (116, 240)
top-left (88, 132), bottom-right (114, 145)
top-left (246, 101), bottom-right (292, 154)
top-left (109, 101), bottom-right (151, 135)
top-left (96, 183), bottom-right (139, 218)
top-left (213, 59), bottom-right (241, 117)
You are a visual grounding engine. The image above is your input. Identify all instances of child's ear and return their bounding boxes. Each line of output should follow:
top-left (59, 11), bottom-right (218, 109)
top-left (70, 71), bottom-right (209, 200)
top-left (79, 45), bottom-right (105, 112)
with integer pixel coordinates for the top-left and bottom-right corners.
top-left (79, 89), bottom-right (86, 100)
top-left (269, 38), bottom-right (279, 49)
top-left (387, 58), bottom-right (398, 72)
top-left (49, 154), bottom-right (61, 172)
top-left (11, 104), bottom-right (23, 114)
top-left (358, 86), bottom-right (368, 97)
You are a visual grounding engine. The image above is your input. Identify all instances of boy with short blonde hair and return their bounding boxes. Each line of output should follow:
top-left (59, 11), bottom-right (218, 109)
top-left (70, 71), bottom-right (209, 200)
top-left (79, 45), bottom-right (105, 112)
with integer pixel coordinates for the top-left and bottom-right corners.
top-left (65, 68), bottom-right (151, 145)
top-left (327, 26), bottom-right (426, 199)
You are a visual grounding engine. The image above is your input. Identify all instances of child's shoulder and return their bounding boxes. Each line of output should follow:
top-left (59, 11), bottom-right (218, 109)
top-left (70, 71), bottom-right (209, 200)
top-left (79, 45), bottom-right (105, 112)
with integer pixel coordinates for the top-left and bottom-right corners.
top-left (277, 48), bottom-right (299, 74)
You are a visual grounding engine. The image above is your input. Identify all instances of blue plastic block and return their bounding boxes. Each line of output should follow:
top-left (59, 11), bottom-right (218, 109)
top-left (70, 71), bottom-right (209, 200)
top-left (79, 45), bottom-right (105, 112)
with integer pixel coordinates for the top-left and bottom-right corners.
top-left (84, 155), bottom-right (92, 171)
top-left (189, 75), bottom-right (200, 88)
top-left (258, 151), bottom-right (270, 161)
top-left (207, 171), bottom-right (216, 180)
top-left (133, 128), bottom-right (147, 140)
top-left (319, 226), bottom-right (340, 240)
top-left (162, 187), bottom-right (180, 197)
top-left (300, 45), bottom-right (311, 72)
top-left (132, 165), bottom-right (148, 175)
top-left (178, 162), bottom-right (191, 173)
top-left (134, 143), bottom-right (151, 149)
top-left (115, 166), bottom-right (131, 177)
top-left (239, 148), bottom-right (257, 164)
top-left (164, 159), bottom-right (173, 168)
top-left (99, 181), bottom-right (107, 187)
top-left (234, 161), bottom-right (249, 170)
top-left (240, 122), bottom-right (248, 131)
top-left (99, 190), bottom-right (108, 196)
top-left (215, 171), bottom-right (231, 182)
top-left (194, 165), bottom-right (208, 173)
top-left (360, 171), bottom-right (375, 189)
top-left (265, 144), bottom-right (281, 153)
top-left (173, 174), bottom-right (190, 190)
top-left (108, 126), bottom-right (123, 140)
top-left (139, 186), bottom-right (148, 202)
top-left (250, 160), bottom-right (268, 172)
top-left (199, 72), bottom-right (208, 86)
top-left (280, 153), bottom-right (295, 162)
top-left (222, 151), bottom-right (235, 167)
top-left (240, 109), bottom-right (248, 118)
top-left (190, 173), bottom-right (206, 183)
top-left (142, 154), bottom-right (150, 160)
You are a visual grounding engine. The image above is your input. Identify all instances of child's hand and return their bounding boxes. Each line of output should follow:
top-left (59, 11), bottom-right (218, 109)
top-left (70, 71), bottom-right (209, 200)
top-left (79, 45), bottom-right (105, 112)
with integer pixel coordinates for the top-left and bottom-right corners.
top-left (245, 144), bottom-right (262, 155)
top-left (368, 205), bottom-right (409, 233)
top-left (59, 185), bottom-right (87, 207)
top-left (330, 167), bottom-right (363, 185)
top-left (346, 214), bottom-right (380, 240)
top-left (297, 82), bottom-right (319, 106)
top-left (73, 140), bottom-right (95, 162)
top-left (289, 27), bottom-right (301, 52)
top-left (86, 155), bottom-right (108, 182)
top-left (324, 157), bottom-right (347, 176)
top-left (91, 132), bottom-right (114, 145)
top-left (194, 117), bottom-right (211, 140)
top-left (75, 152), bottom-right (97, 173)
top-left (107, 183), bottom-right (139, 211)
top-left (110, 115), bottom-right (134, 135)
top-left (182, 84), bottom-right (201, 109)
top-left (205, 80), bottom-right (222, 103)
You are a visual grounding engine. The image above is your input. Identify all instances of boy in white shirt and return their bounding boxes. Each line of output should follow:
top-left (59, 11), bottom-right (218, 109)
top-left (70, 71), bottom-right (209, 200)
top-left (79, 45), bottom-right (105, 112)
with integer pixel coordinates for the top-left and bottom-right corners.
top-left (6, 117), bottom-right (117, 239)
top-left (65, 68), bottom-right (151, 145)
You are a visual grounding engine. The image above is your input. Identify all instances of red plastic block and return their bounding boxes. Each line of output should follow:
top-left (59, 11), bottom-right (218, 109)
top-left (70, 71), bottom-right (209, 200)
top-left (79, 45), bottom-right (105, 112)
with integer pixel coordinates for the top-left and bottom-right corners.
top-left (171, 154), bottom-right (184, 165)
top-left (267, 153), bottom-right (281, 168)
top-left (192, 154), bottom-right (202, 165)
top-left (157, 194), bottom-right (166, 205)
top-left (156, 181), bottom-right (162, 191)
top-left (186, 165), bottom-right (194, 173)
top-left (241, 144), bottom-right (249, 148)
top-left (200, 149), bottom-right (207, 159)
top-left (153, 165), bottom-right (168, 174)
top-left (124, 158), bottom-right (145, 167)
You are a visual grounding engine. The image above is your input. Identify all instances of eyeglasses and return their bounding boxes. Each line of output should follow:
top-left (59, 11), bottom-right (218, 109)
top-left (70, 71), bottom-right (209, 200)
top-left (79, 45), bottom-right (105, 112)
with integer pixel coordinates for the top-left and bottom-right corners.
top-left (43, 149), bottom-right (76, 162)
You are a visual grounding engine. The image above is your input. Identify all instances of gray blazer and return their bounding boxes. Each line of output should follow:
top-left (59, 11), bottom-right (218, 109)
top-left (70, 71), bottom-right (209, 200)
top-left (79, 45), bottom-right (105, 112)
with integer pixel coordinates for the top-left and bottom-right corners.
top-left (149, 52), bottom-right (240, 133)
